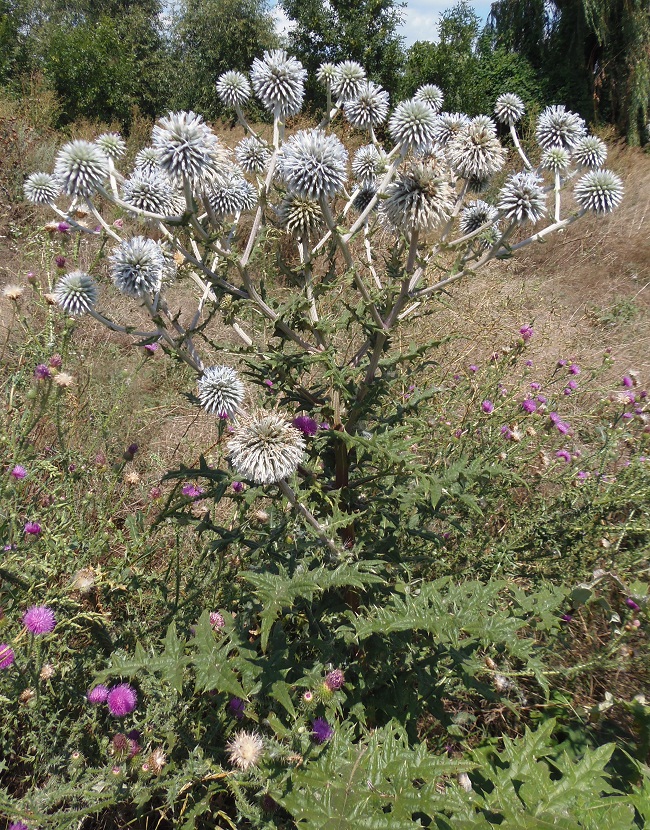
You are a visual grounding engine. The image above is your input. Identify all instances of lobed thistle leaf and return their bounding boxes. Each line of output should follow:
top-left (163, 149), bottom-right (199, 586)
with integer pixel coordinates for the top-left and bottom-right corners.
top-left (414, 84), bottom-right (444, 113)
top-left (498, 172), bottom-right (547, 224)
top-left (54, 140), bottom-right (109, 196)
top-left (389, 99), bottom-right (438, 152)
top-left (331, 61), bottom-right (366, 102)
top-left (383, 160), bottom-right (454, 233)
top-left (216, 70), bottom-right (251, 108)
top-left (250, 50), bottom-right (306, 118)
top-left (446, 116), bottom-right (506, 181)
top-left (280, 129), bottom-right (348, 200)
top-left (110, 236), bottom-right (165, 298)
top-left (235, 136), bottom-right (271, 175)
top-left (24, 172), bottom-right (61, 205)
top-left (574, 169), bottom-right (623, 213)
top-left (197, 365), bottom-right (245, 418)
top-left (53, 271), bottom-right (98, 316)
top-left (494, 93), bottom-right (525, 126)
top-left (343, 81), bottom-right (390, 129)
top-left (536, 105), bottom-right (586, 150)
top-left (95, 132), bottom-right (127, 160)
top-left (573, 135), bottom-right (607, 169)
top-left (228, 410), bottom-right (305, 484)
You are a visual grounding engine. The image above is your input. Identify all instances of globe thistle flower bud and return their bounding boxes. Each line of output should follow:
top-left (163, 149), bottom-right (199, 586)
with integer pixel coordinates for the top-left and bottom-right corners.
top-left (535, 105), bottom-right (586, 150)
top-left (540, 146), bottom-right (571, 173)
top-left (494, 93), bottom-right (525, 126)
top-left (459, 200), bottom-right (498, 235)
top-left (235, 136), bottom-right (271, 175)
top-left (24, 172), bottom-right (61, 205)
top-left (352, 186), bottom-right (377, 214)
top-left (331, 61), bottom-right (366, 102)
top-left (316, 62), bottom-right (337, 87)
top-left (122, 169), bottom-right (176, 215)
top-left (207, 175), bottom-right (257, 218)
top-left (280, 129), bottom-right (348, 200)
top-left (572, 135), bottom-right (608, 169)
top-left (197, 365), bottom-right (245, 419)
top-left (95, 132), bottom-right (126, 160)
top-left (277, 194), bottom-right (323, 238)
top-left (54, 140), bottom-right (109, 196)
top-left (389, 99), bottom-right (438, 151)
top-left (250, 50), bottom-right (306, 118)
top-left (352, 144), bottom-right (387, 187)
top-left (216, 70), bottom-right (252, 108)
top-left (228, 410), bottom-right (305, 484)
top-left (383, 161), bottom-right (454, 233)
top-left (446, 117), bottom-right (506, 181)
top-left (110, 236), bottom-right (165, 298)
top-left (343, 81), bottom-right (389, 129)
top-left (414, 84), bottom-right (444, 113)
top-left (498, 172), bottom-right (547, 224)
top-left (53, 271), bottom-right (98, 316)
top-left (152, 111), bottom-right (227, 185)
top-left (574, 169), bottom-right (623, 213)
top-left (430, 111), bottom-right (471, 147)
top-left (227, 729), bottom-right (264, 771)
top-left (134, 146), bottom-right (161, 174)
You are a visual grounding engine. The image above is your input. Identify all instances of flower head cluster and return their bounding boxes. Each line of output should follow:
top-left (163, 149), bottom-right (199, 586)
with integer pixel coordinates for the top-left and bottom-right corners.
top-left (280, 130), bottom-right (348, 200)
top-left (352, 144), bottom-right (387, 187)
top-left (494, 93), bottom-right (525, 126)
top-left (536, 105), bottom-right (586, 150)
top-left (277, 194), bottom-right (323, 238)
top-left (23, 605), bottom-right (56, 635)
top-left (53, 271), bottom-right (98, 316)
top-left (228, 410), bottom-right (305, 484)
top-left (122, 169), bottom-right (176, 215)
top-left (54, 140), bottom-right (109, 196)
top-left (110, 236), bottom-right (165, 298)
top-left (389, 99), bottom-right (438, 151)
top-left (227, 729), bottom-right (264, 770)
top-left (572, 135), bottom-right (607, 169)
top-left (574, 169), bottom-right (623, 213)
top-left (446, 117), bottom-right (506, 181)
top-left (197, 365), bottom-right (245, 418)
top-left (343, 81), bottom-right (389, 129)
top-left (216, 71), bottom-right (251, 108)
top-left (331, 61), bottom-right (366, 102)
top-left (383, 160), bottom-right (454, 233)
top-left (24, 172), bottom-right (61, 205)
top-left (250, 50), bottom-right (306, 117)
top-left (96, 132), bottom-right (126, 160)
top-left (152, 111), bottom-right (227, 184)
top-left (498, 172), bottom-right (546, 224)
top-left (414, 84), bottom-right (444, 113)
top-left (235, 136), bottom-right (271, 175)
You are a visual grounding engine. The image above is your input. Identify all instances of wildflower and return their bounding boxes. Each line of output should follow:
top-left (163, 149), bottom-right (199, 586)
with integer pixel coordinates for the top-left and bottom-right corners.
top-left (414, 84), bottom-right (444, 112)
top-left (383, 160), bottom-right (454, 233)
top-left (567, 379), bottom-right (578, 391)
top-left (26, 271), bottom-right (37, 285)
top-left (431, 111), bottom-right (470, 146)
top-left (73, 567), bottom-right (96, 593)
top-left (352, 144), bottom-right (387, 187)
top-left (134, 146), bottom-right (160, 174)
top-left (152, 110), bottom-right (228, 185)
top-left (148, 747), bottom-right (167, 774)
top-left (122, 169), bottom-right (176, 215)
top-left (40, 663), bottom-right (54, 680)
top-left (292, 415), bottom-right (319, 437)
top-left (182, 483), bottom-right (204, 498)
top-left (24, 171), bottom-right (61, 205)
top-left (207, 174), bottom-right (257, 218)
top-left (556, 450), bottom-right (572, 463)
top-left (35, 363), bottom-right (51, 380)
top-left (124, 471), bottom-right (141, 486)
top-left (277, 193), bottom-right (324, 239)
top-left (459, 200), bottom-right (498, 236)
top-left (198, 365), bottom-right (245, 419)
top-left (331, 61), bottom-right (366, 102)
top-left (232, 481), bottom-right (244, 493)
top-left (573, 135), bottom-right (607, 169)
top-left (324, 669), bottom-right (345, 691)
top-left (87, 684), bottom-right (109, 704)
top-left (280, 129), bottom-right (348, 201)
top-left (53, 372), bottom-right (75, 388)
top-left (500, 425), bottom-right (513, 440)
top-left (626, 598), bottom-right (641, 611)
top-left (110, 236), bottom-right (165, 298)
top-left (55, 256), bottom-right (66, 269)
top-left (227, 729), bottom-right (264, 770)
top-left (0, 643), bottom-right (15, 669)
top-left (56, 221), bottom-right (71, 233)
top-left (228, 410), bottom-right (305, 484)
top-left (530, 382), bottom-right (541, 391)
top-left (250, 50), bottom-right (306, 117)
top-left (343, 81), bottom-right (390, 129)
top-left (10, 465), bottom-right (27, 479)
top-left (303, 690), bottom-right (313, 702)
top-left (447, 117), bottom-right (506, 181)
top-left (54, 139), bottom-right (110, 196)
top-left (216, 70), bottom-right (251, 108)
top-left (560, 614), bottom-right (573, 622)
top-left (521, 399), bottom-right (536, 414)
top-left (519, 325), bottom-right (534, 342)
top-left (622, 375), bottom-right (634, 388)
top-left (567, 363), bottom-right (580, 375)
top-left (9, 822), bottom-right (29, 830)
top-left (3, 284), bottom-right (24, 300)
top-left (210, 611), bottom-right (225, 629)
top-left (53, 271), bottom-right (99, 316)
top-left (388, 99), bottom-right (437, 151)
top-left (576, 471), bottom-right (589, 480)
top-left (96, 132), bottom-right (126, 160)
top-left (149, 485), bottom-right (162, 499)
top-left (24, 521), bottom-right (42, 535)
top-left (482, 400), bottom-right (494, 414)
top-left (535, 105), bottom-right (586, 150)
top-left (574, 170), bottom-right (624, 214)
top-left (235, 136), bottom-right (271, 175)
top-left (229, 697), bottom-right (245, 719)
top-left (144, 342), bottom-right (159, 354)
top-left (556, 420), bottom-right (571, 436)
top-left (19, 688), bottom-right (35, 704)
top-left (498, 172), bottom-right (546, 224)
top-left (494, 92), bottom-right (525, 126)
top-left (540, 147), bottom-right (570, 173)
top-left (312, 717), bottom-right (334, 743)
top-left (23, 605), bottom-right (56, 634)
top-left (469, 364), bottom-right (478, 373)
top-left (107, 683), bottom-right (138, 717)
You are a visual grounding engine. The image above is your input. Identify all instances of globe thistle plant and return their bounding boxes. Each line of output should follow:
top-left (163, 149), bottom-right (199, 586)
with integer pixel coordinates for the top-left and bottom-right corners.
top-left (277, 194), bottom-right (324, 238)
top-left (54, 140), bottom-right (110, 196)
top-left (95, 132), bottom-right (127, 160)
top-left (498, 172), bottom-right (547, 224)
top-left (331, 61), bottom-right (366, 102)
top-left (352, 145), bottom-right (387, 187)
top-left (389, 99), bottom-right (438, 152)
top-left (536, 105), bottom-right (586, 150)
top-left (206, 176), bottom-right (257, 218)
top-left (573, 135), bottom-right (608, 169)
top-left (540, 147), bottom-right (571, 173)
top-left (235, 136), bottom-right (272, 175)
top-left (494, 93), bottom-right (525, 126)
top-left (446, 117), bottom-right (507, 181)
top-left (197, 365), bottom-right (245, 418)
top-left (152, 111), bottom-right (227, 185)
top-left (228, 410), bottom-right (305, 484)
top-left (574, 170), bottom-right (624, 213)
top-left (53, 271), bottom-right (99, 316)
top-left (280, 130), bottom-right (348, 200)
top-left (353, 186), bottom-right (377, 214)
top-left (414, 84), bottom-right (444, 113)
top-left (343, 81), bottom-right (390, 130)
top-left (316, 62), bottom-right (337, 87)
top-left (250, 50), bottom-right (306, 118)
top-left (383, 161), bottom-right (454, 234)
top-left (134, 146), bottom-right (161, 174)
top-left (23, 172), bottom-right (61, 205)
top-left (110, 236), bottom-right (165, 298)
top-left (216, 71), bottom-right (252, 109)
top-left (459, 200), bottom-right (498, 235)
top-left (122, 169), bottom-right (176, 215)
top-left (430, 112), bottom-right (471, 147)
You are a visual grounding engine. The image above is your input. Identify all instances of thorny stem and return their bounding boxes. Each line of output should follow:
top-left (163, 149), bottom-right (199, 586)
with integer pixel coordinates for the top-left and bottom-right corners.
top-left (277, 479), bottom-right (341, 556)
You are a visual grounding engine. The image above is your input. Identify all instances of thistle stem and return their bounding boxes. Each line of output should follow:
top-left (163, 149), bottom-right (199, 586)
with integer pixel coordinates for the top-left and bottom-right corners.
top-left (277, 479), bottom-right (340, 555)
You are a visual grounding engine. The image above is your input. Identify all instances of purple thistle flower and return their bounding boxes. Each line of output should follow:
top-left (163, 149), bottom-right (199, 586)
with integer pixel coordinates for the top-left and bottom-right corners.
top-left (557, 359), bottom-right (566, 367)
top-left (24, 521), bottom-right (42, 535)
top-left (87, 684), bottom-right (109, 704)
top-left (549, 411), bottom-right (561, 424)
top-left (292, 415), bottom-right (319, 437)
top-left (568, 379), bottom-right (578, 390)
top-left (556, 420), bottom-right (571, 435)
top-left (10, 465), bottom-right (27, 479)
top-left (521, 399), bottom-right (536, 414)
top-left (57, 221), bottom-right (71, 233)
top-left (577, 471), bottom-right (590, 480)
top-left (48, 354), bottom-right (63, 368)
top-left (107, 683), bottom-right (138, 717)
top-left (232, 481), bottom-right (244, 493)
top-left (537, 394), bottom-right (547, 404)
top-left (182, 484), bottom-right (205, 498)
top-left (23, 605), bottom-right (56, 635)
top-left (228, 697), bottom-right (245, 719)
top-left (482, 400), bottom-right (494, 414)
top-left (0, 643), bottom-right (15, 669)
top-left (34, 363), bottom-right (51, 380)
top-left (264, 379), bottom-right (273, 388)
top-left (563, 387), bottom-right (573, 396)
top-left (622, 375), bottom-right (634, 388)
top-left (530, 382), bottom-right (541, 391)
top-left (312, 717), bottom-right (334, 743)
top-left (469, 364), bottom-right (478, 373)
top-left (144, 343), bottom-right (159, 353)
top-left (209, 611), bottom-right (225, 629)
top-left (555, 450), bottom-right (572, 463)
top-left (324, 669), bottom-right (345, 691)
top-left (519, 325), bottom-right (534, 342)
top-left (55, 255), bottom-right (66, 268)
top-left (626, 598), bottom-right (641, 611)
top-left (9, 822), bottom-right (29, 830)
top-left (622, 412), bottom-right (634, 420)
top-left (525, 359), bottom-right (533, 367)
top-left (560, 614), bottom-right (573, 623)
top-left (568, 363), bottom-right (580, 375)
top-left (500, 425), bottom-right (513, 440)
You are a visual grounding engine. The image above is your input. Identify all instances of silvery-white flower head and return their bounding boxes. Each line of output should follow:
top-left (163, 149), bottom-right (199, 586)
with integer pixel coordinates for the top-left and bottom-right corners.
top-left (574, 169), bottom-right (623, 213)
top-left (198, 365), bottom-right (245, 418)
top-left (134, 146), bottom-right (161, 174)
top-left (414, 84), bottom-right (444, 113)
top-left (331, 61), bottom-right (366, 102)
top-left (122, 169), bottom-right (176, 215)
top-left (24, 172), bottom-right (61, 205)
top-left (353, 186), bottom-right (377, 214)
top-left (227, 730), bottom-right (264, 771)
top-left (540, 147), bottom-right (571, 173)
top-left (235, 136), bottom-right (271, 175)
top-left (498, 172), bottom-right (547, 224)
top-left (216, 71), bottom-right (252, 109)
top-left (95, 132), bottom-right (126, 160)
top-left (536, 105), bottom-right (586, 150)
top-left (206, 175), bottom-right (257, 218)
top-left (446, 117), bottom-right (506, 180)
top-left (316, 62), bottom-right (337, 87)
top-left (250, 50), bottom-right (306, 118)
top-left (430, 112), bottom-right (471, 147)
top-left (277, 194), bottom-right (323, 238)
top-left (152, 111), bottom-right (227, 184)
top-left (494, 93), bottom-right (525, 126)
top-left (343, 81), bottom-right (390, 129)
top-left (228, 410), bottom-right (305, 484)
top-left (53, 271), bottom-right (98, 316)
top-left (572, 135), bottom-right (607, 169)
top-left (280, 129), bottom-right (348, 200)
top-left (389, 99), bottom-right (438, 152)
top-left (54, 140), bottom-right (109, 196)
top-left (110, 236), bottom-right (165, 297)
top-left (383, 161), bottom-right (454, 233)
top-left (352, 144), bottom-right (387, 187)
top-left (459, 199), bottom-right (498, 235)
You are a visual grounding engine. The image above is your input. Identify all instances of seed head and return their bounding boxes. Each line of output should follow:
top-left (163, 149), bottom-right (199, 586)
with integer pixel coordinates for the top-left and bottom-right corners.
top-left (498, 172), bottom-right (546, 224)
top-left (96, 132), bottom-right (126, 160)
top-left (280, 129), bottom-right (348, 200)
top-left (574, 169), bottom-right (623, 214)
top-left (228, 410), bottom-right (305, 484)
top-left (216, 70), bottom-right (252, 109)
top-left (235, 136), bottom-right (271, 175)
top-left (73, 567), bottom-right (96, 593)
top-left (227, 729), bottom-right (264, 770)
top-left (331, 61), bottom-right (366, 102)
top-left (24, 171), bottom-right (61, 205)
top-left (197, 365), bottom-right (245, 419)
top-left (54, 140), bottom-right (109, 196)
top-left (147, 747), bottom-right (167, 774)
top-left (110, 236), bottom-right (165, 298)
top-left (494, 93), bottom-right (525, 126)
top-left (250, 50), bottom-right (306, 117)
top-left (536, 105), bottom-right (586, 150)
top-left (343, 81), bottom-right (389, 129)
top-left (389, 99), bottom-right (438, 151)
top-left (414, 84), bottom-right (444, 113)
top-left (3, 284), bottom-right (25, 300)
top-left (53, 371), bottom-right (75, 388)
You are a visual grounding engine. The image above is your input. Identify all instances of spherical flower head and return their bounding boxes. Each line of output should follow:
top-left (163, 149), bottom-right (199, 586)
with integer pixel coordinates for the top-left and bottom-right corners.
top-left (122, 169), bottom-right (175, 215)
top-left (228, 410), bottom-right (305, 484)
top-left (53, 271), bottom-right (99, 316)
top-left (316, 62), bottom-right (337, 87)
top-left (494, 93), bottom-right (525, 126)
top-left (227, 729), bottom-right (264, 770)
top-left (11, 465), bottom-right (27, 480)
top-left (34, 363), bottom-right (51, 380)
top-left (459, 200), bottom-right (498, 235)
top-left (353, 186), bottom-right (377, 214)
top-left (110, 236), bottom-right (165, 298)
top-left (536, 105), bottom-right (586, 150)
top-left (216, 70), bottom-right (251, 108)
top-left (498, 172), bottom-right (546, 224)
top-left (96, 132), bottom-right (126, 160)
top-left (343, 81), bottom-right (389, 129)
top-left (352, 144), bottom-right (387, 187)
top-left (280, 129), bottom-right (348, 200)
top-left (573, 135), bottom-right (607, 169)
top-left (430, 112), bottom-right (470, 147)
top-left (574, 169), bottom-right (623, 214)
top-left (23, 605), bottom-right (56, 635)
top-left (292, 415), bottom-right (319, 437)
top-left (54, 140), bottom-right (109, 196)
top-left (235, 136), bottom-right (271, 175)
top-left (324, 668), bottom-right (345, 691)
top-left (24, 171), bottom-right (61, 205)
top-left (198, 365), bottom-right (245, 419)
top-left (277, 193), bottom-right (324, 239)
top-left (312, 717), bottom-right (333, 743)
top-left (521, 398), bottom-right (536, 414)
top-left (383, 160), bottom-right (454, 233)
top-left (107, 683), bottom-right (138, 717)
top-left (446, 117), bottom-right (506, 181)
top-left (0, 643), bottom-right (15, 669)
top-left (210, 611), bottom-right (225, 629)
top-left (250, 50), bottom-right (306, 117)
top-left (152, 111), bottom-right (226, 185)
top-left (134, 146), bottom-right (161, 175)
top-left (232, 480), bottom-right (244, 493)
top-left (24, 521), bottom-right (42, 535)
top-left (414, 84), bottom-right (444, 113)
top-left (389, 99), bottom-right (438, 152)
top-left (482, 400), bottom-right (494, 414)
top-left (540, 147), bottom-right (570, 173)
top-left (206, 175), bottom-right (257, 218)
top-left (331, 61), bottom-right (366, 102)
top-left (556, 449), bottom-right (572, 462)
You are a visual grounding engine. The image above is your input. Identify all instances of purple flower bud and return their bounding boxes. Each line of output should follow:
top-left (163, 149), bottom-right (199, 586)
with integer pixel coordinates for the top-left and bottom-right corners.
top-left (519, 325), bottom-right (534, 342)
top-left (560, 614), bottom-right (573, 623)
top-left (521, 399), bottom-right (536, 414)
top-left (482, 400), bottom-right (494, 414)
top-left (529, 382), bottom-right (541, 391)
top-left (312, 717), bottom-right (334, 743)
top-left (324, 669), bottom-right (345, 691)
top-left (622, 375), bottom-right (634, 388)
top-left (555, 450), bottom-right (572, 463)
top-left (144, 343), bottom-right (159, 353)
top-left (569, 363), bottom-right (581, 375)
top-left (556, 420), bottom-right (571, 435)
top-left (55, 255), bottom-right (66, 268)
top-left (232, 481), bottom-right (244, 493)
top-left (557, 359), bottom-right (566, 367)
top-left (469, 364), bottom-right (478, 373)
top-left (87, 684), bottom-right (110, 704)
top-left (537, 394), bottom-right (547, 404)
top-left (228, 697), bottom-right (245, 719)
top-left (292, 415), bottom-right (319, 437)
top-left (48, 354), bottom-right (63, 368)
top-left (57, 221), bottom-right (71, 233)
top-left (24, 521), bottom-right (42, 535)
top-left (34, 364), bottom-right (51, 380)
top-left (525, 359), bottom-right (533, 367)
top-left (549, 412), bottom-right (561, 424)
top-left (626, 598), bottom-right (640, 611)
